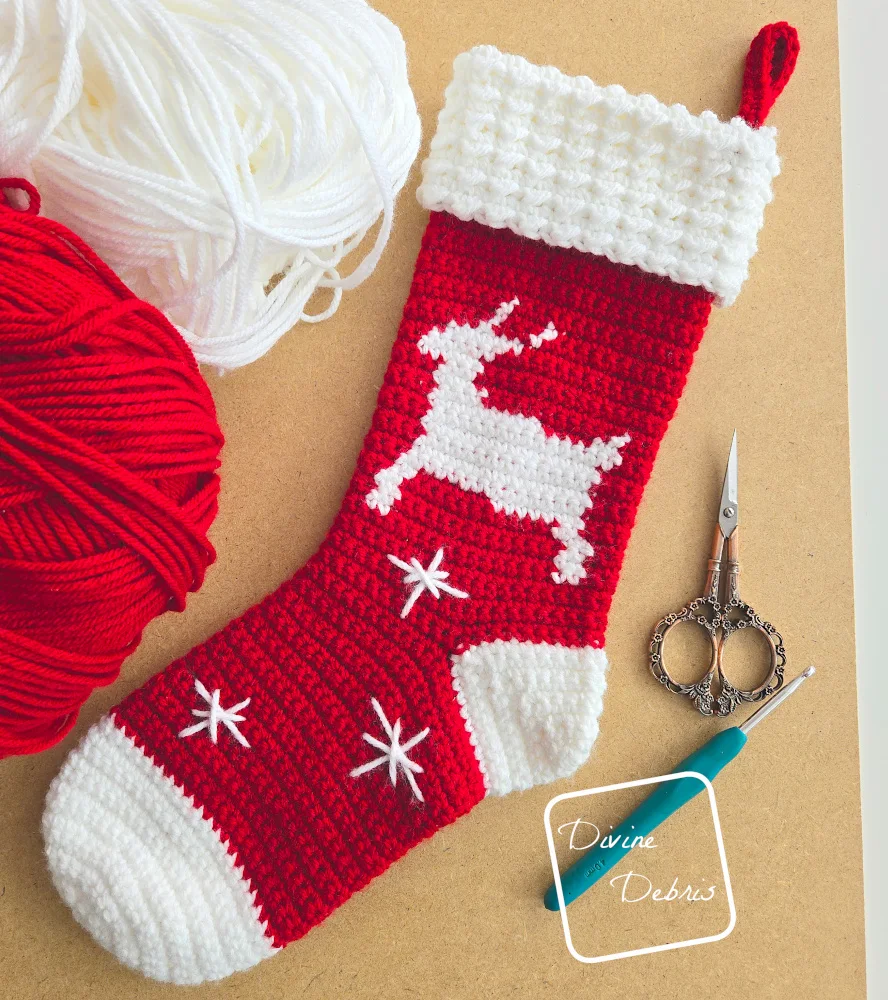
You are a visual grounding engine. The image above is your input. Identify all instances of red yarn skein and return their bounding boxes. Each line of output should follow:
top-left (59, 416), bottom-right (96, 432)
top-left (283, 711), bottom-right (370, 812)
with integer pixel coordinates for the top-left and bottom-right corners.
top-left (0, 179), bottom-right (224, 759)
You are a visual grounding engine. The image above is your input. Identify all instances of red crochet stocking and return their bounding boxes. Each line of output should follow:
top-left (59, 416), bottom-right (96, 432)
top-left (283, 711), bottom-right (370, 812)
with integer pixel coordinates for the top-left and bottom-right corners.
top-left (42, 27), bottom-right (796, 985)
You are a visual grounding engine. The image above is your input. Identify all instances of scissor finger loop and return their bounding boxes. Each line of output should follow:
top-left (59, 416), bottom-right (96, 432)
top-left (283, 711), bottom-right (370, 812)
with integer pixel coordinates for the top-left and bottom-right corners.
top-left (713, 601), bottom-right (785, 715)
top-left (650, 598), bottom-right (722, 716)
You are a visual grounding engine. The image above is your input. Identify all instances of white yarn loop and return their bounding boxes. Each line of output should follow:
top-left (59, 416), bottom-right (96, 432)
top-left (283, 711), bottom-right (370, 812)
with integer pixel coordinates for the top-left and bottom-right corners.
top-left (0, 0), bottom-right (421, 370)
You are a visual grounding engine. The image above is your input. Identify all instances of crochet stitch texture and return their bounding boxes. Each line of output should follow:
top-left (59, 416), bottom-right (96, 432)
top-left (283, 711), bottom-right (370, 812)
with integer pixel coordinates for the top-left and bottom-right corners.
top-left (42, 33), bottom-right (794, 985)
top-left (418, 46), bottom-right (781, 306)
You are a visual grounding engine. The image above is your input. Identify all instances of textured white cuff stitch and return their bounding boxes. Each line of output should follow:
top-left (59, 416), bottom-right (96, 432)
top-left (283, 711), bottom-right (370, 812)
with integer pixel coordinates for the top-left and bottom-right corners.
top-left (417, 46), bottom-right (782, 306)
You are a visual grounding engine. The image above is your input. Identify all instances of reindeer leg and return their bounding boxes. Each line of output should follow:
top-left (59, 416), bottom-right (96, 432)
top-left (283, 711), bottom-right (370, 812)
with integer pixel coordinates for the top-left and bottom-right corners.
top-left (365, 443), bottom-right (425, 515)
top-left (550, 515), bottom-right (594, 585)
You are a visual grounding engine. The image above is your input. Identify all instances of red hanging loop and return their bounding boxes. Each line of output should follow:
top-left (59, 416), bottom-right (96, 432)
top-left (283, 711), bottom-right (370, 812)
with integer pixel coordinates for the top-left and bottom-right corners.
top-left (738, 22), bottom-right (800, 128)
top-left (0, 177), bottom-right (41, 215)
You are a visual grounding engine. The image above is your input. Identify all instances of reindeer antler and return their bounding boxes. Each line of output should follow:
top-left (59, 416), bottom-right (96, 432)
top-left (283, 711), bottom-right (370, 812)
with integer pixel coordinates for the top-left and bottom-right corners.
top-left (488, 298), bottom-right (520, 328)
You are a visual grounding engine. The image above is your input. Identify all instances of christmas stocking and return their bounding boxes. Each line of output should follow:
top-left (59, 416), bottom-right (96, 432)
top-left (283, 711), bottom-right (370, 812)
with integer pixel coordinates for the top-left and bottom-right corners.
top-left (42, 25), bottom-right (798, 984)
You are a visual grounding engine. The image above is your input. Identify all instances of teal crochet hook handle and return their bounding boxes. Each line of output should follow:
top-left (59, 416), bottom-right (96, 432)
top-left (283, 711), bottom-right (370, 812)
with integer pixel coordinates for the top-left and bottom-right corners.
top-left (543, 727), bottom-right (746, 911)
top-left (543, 666), bottom-right (815, 911)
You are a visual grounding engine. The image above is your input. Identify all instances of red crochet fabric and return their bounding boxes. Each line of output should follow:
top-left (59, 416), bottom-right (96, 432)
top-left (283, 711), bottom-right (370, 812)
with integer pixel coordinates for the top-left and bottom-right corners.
top-left (738, 22), bottom-right (800, 128)
top-left (49, 214), bottom-right (712, 976)
top-left (42, 27), bottom-right (796, 986)
top-left (0, 178), bottom-right (223, 758)
top-left (116, 213), bottom-right (713, 938)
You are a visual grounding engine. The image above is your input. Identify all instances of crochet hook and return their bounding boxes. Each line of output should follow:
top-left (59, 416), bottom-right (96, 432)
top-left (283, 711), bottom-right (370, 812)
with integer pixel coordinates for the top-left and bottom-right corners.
top-left (543, 666), bottom-right (815, 911)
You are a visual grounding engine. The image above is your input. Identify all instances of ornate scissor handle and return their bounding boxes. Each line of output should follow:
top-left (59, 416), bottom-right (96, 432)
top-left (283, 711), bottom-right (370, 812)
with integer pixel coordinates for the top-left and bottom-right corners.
top-left (650, 596), bottom-right (786, 717)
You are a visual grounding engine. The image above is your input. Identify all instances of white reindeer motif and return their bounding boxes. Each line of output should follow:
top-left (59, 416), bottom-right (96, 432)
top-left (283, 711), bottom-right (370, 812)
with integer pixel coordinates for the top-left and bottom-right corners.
top-left (366, 299), bottom-right (630, 584)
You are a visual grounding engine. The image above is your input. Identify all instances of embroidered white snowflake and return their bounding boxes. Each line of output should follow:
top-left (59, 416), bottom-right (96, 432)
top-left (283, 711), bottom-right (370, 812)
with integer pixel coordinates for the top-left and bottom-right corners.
top-left (350, 698), bottom-right (430, 802)
top-left (387, 547), bottom-right (469, 618)
top-left (178, 678), bottom-right (251, 748)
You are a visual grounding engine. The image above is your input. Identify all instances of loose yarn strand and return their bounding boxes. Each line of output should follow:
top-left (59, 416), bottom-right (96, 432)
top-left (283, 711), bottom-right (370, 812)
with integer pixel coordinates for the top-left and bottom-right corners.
top-left (0, 0), bottom-right (85, 167)
top-left (0, 0), bottom-right (421, 370)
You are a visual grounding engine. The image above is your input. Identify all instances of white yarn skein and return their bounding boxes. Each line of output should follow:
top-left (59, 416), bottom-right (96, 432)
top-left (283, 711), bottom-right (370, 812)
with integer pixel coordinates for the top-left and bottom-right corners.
top-left (0, 0), bottom-right (421, 370)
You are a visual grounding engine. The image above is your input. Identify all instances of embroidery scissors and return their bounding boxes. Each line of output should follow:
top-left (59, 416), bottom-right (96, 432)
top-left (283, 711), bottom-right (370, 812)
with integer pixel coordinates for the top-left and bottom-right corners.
top-left (649, 432), bottom-right (786, 717)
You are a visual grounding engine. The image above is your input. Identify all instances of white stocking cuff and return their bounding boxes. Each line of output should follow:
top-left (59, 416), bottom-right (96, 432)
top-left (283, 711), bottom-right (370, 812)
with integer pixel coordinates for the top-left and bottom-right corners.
top-left (417, 46), bottom-right (782, 305)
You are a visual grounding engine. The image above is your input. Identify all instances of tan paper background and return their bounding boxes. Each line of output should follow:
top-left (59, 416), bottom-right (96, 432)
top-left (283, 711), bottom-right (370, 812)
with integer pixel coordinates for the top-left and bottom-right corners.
top-left (0, 1), bottom-right (865, 997)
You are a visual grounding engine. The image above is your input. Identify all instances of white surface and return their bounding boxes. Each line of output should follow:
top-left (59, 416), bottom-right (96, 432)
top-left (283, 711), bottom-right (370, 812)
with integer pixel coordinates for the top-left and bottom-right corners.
top-left (838, 2), bottom-right (888, 995)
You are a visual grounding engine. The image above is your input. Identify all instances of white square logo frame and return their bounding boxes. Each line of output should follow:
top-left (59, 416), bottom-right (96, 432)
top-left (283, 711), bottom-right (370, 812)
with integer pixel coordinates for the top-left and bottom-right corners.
top-left (543, 771), bottom-right (737, 964)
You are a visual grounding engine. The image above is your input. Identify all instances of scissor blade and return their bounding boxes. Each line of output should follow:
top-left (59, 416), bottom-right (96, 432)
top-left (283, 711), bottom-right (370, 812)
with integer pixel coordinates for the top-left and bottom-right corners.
top-left (718, 430), bottom-right (739, 538)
